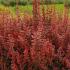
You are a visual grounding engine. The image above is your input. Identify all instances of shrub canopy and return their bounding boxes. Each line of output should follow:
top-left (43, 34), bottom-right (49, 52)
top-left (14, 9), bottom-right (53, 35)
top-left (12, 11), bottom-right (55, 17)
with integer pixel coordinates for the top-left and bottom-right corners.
top-left (0, 0), bottom-right (70, 6)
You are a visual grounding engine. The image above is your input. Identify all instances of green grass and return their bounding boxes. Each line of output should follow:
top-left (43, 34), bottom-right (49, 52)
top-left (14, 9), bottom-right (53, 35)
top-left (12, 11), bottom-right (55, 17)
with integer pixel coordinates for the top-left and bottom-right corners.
top-left (0, 4), bottom-right (64, 15)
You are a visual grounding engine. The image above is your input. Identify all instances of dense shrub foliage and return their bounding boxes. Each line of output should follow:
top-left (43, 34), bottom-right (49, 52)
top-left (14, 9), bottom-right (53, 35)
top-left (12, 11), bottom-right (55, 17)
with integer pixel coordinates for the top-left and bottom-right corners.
top-left (0, 0), bottom-right (70, 70)
top-left (0, 0), bottom-right (67, 6)
top-left (1, 0), bottom-right (29, 6)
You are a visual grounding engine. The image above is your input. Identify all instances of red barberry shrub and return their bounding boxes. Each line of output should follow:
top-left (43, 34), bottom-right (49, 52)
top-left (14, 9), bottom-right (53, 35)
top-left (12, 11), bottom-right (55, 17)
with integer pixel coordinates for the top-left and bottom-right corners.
top-left (0, 0), bottom-right (70, 70)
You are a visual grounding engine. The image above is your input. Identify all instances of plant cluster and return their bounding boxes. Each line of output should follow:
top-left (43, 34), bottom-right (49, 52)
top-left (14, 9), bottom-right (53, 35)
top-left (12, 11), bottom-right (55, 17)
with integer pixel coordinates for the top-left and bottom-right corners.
top-left (0, 0), bottom-right (70, 70)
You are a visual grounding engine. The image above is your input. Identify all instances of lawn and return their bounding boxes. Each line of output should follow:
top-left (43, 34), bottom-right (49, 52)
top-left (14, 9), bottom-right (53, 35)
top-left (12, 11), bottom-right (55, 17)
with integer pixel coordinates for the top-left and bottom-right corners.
top-left (0, 4), bottom-right (64, 16)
